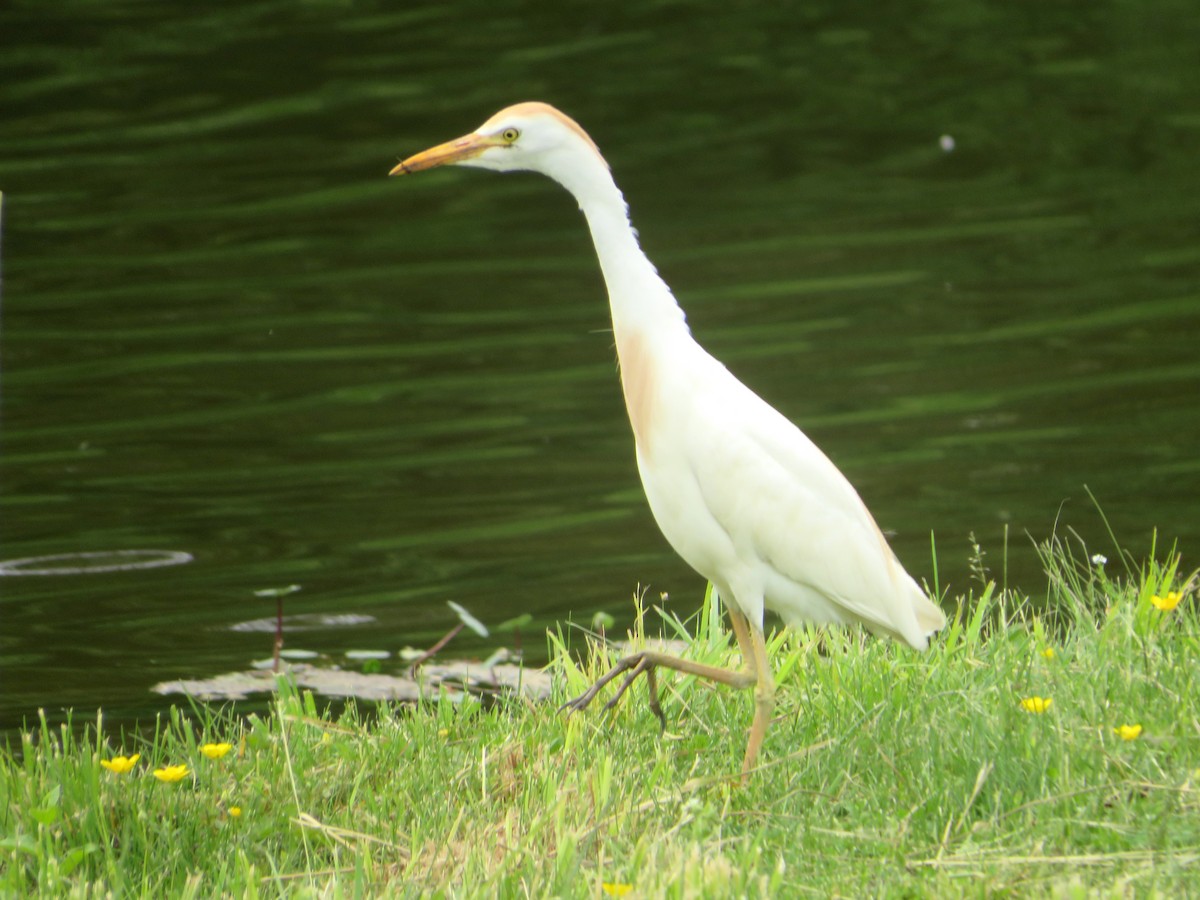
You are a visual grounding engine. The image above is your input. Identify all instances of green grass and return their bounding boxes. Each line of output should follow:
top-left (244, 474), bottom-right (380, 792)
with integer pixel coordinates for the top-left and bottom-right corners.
top-left (2, 533), bottom-right (1198, 897)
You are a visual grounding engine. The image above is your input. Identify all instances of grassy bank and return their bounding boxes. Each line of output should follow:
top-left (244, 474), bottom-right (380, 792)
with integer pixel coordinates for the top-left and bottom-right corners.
top-left (2, 532), bottom-right (1198, 897)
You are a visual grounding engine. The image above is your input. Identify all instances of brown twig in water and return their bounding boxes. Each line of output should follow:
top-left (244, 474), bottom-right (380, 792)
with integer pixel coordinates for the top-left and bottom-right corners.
top-left (273, 597), bottom-right (284, 673)
top-left (407, 623), bottom-right (464, 676)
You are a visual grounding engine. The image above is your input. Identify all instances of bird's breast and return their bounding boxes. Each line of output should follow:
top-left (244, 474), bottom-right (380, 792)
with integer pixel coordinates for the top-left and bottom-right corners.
top-left (613, 327), bottom-right (661, 457)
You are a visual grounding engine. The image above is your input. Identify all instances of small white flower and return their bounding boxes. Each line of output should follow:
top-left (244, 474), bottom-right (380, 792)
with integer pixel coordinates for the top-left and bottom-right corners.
top-left (939, 134), bottom-right (956, 152)
top-left (1091, 553), bottom-right (1107, 566)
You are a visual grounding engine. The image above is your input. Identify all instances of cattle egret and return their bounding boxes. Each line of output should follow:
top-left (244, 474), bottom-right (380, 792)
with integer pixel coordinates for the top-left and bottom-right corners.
top-left (390, 102), bottom-right (946, 778)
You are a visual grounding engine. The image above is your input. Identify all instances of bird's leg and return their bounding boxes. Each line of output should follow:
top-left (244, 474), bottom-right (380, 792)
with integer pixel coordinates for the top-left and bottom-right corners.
top-left (562, 605), bottom-right (774, 782)
top-left (739, 619), bottom-right (776, 780)
top-left (600, 653), bottom-right (666, 728)
top-left (560, 649), bottom-right (755, 723)
top-left (724, 604), bottom-right (754, 673)
top-left (644, 664), bottom-right (663, 729)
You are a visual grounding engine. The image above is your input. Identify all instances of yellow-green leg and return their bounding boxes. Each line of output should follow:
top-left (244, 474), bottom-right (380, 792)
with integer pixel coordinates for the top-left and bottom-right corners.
top-left (728, 608), bottom-right (775, 780)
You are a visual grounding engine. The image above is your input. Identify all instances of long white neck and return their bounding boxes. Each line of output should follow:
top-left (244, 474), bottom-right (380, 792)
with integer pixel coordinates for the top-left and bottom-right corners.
top-left (549, 154), bottom-right (688, 340)
top-left (543, 148), bottom-right (693, 452)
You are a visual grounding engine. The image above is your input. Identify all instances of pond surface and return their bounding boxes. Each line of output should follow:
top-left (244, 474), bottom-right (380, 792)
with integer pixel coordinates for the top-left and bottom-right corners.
top-left (2, 1), bottom-right (1198, 741)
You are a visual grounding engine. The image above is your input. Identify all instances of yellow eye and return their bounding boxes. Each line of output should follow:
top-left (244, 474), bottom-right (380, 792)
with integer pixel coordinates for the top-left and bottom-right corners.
top-left (501, 127), bottom-right (520, 143)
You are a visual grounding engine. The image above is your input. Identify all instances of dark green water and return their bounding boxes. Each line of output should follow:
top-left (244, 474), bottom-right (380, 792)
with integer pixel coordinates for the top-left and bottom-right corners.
top-left (2, 1), bottom-right (1198, 740)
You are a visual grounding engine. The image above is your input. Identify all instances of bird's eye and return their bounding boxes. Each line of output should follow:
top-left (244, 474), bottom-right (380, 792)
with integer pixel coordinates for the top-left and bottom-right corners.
top-left (501, 127), bottom-right (520, 143)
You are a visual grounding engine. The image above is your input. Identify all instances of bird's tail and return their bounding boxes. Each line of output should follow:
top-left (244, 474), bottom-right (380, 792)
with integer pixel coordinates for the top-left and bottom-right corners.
top-left (914, 591), bottom-right (948, 636)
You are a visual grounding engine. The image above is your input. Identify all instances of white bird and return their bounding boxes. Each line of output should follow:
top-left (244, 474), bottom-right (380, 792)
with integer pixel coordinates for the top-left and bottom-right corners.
top-left (390, 102), bottom-right (946, 778)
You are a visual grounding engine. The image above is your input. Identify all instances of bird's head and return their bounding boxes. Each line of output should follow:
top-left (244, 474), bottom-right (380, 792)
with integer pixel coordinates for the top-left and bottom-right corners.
top-left (389, 101), bottom-right (608, 189)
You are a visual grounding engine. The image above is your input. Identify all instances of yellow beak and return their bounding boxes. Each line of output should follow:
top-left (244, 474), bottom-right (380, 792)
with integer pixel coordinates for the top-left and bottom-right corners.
top-left (389, 132), bottom-right (501, 176)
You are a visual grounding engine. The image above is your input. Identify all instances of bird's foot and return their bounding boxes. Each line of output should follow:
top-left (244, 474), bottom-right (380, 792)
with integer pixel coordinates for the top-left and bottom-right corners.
top-left (560, 651), bottom-right (667, 731)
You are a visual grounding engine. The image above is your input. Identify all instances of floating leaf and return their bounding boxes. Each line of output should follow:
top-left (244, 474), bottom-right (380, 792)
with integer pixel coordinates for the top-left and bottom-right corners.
top-left (253, 584), bottom-right (302, 598)
top-left (447, 601), bottom-right (489, 637)
top-left (495, 613), bottom-right (533, 632)
top-left (231, 612), bottom-right (375, 633)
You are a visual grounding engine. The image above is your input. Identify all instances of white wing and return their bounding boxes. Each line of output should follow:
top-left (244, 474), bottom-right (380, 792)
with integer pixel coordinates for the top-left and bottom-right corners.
top-left (644, 342), bottom-right (944, 649)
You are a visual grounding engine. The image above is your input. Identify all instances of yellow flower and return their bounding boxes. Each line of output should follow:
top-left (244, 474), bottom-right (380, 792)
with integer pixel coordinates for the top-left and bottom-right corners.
top-left (1114, 724), bottom-right (1143, 741)
top-left (1040, 647), bottom-right (1055, 660)
top-left (228, 806), bottom-right (243, 818)
top-left (100, 753), bottom-right (140, 774)
top-left (1020, 696), bottom-right (1053, 714)
top-left (200, 742), bottom-right (232, 760)
top-left (601, 884), bottom-right (634, 897)
top-left (1150, 592), bottom-right (1182, 612)
top-left (152, 764), bottom-right (190, 783)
